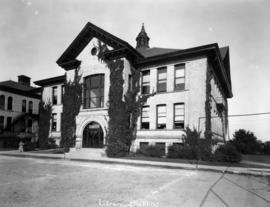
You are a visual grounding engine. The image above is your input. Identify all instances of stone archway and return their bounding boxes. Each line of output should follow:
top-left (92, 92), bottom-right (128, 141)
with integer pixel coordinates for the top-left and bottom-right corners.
top-left (82, 122), bottom-right (104, 148)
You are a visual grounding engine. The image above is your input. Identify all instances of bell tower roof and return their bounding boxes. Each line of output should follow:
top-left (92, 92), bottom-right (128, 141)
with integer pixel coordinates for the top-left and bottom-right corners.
top-left (136, 23), bottom-right (150, 50)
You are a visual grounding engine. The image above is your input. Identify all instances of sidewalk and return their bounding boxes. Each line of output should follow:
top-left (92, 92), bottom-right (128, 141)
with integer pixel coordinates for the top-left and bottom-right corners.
top-left (0, 150), bottom-right (269, 176)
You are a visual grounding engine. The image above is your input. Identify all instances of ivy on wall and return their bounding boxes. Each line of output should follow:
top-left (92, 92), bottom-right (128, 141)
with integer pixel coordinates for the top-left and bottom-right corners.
top-left (38, 101), bottom-right (52, 149)
top-left (61, 68), bottom-right (82, 152)
top-left (204, 66), bottom-right (212, 143)
top-left (96, 41), bottom-right (154, 157)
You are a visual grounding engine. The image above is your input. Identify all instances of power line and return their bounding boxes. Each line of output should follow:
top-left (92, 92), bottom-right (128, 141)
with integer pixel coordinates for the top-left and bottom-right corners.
top-left (199, 112), bottom-right (270, 120)
top-left (228, 112), bottom-right (270, 117)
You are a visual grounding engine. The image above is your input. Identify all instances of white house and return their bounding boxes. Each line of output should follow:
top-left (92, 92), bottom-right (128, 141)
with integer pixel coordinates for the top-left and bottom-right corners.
top-left (35, 22), bottom-right (232, 153)
top-left (0, 75), bottom-right (40, 147)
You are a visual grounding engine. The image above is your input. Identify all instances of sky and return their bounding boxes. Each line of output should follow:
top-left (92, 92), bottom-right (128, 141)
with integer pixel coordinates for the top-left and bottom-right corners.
top-left (0, 0), bottom-right (270, 141)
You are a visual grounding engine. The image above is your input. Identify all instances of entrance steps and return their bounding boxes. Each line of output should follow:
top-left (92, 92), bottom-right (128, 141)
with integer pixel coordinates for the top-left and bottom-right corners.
top-left (66, 148), bottom-right (107, 159)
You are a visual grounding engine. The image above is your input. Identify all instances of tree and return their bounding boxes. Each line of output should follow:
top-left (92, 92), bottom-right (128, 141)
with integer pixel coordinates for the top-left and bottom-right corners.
top-left (231, 129), bottom-right (261, 154)
top-left (38, 101), bottom-right (52, 149)
top-left (61, 68), bottom-right (82, 152)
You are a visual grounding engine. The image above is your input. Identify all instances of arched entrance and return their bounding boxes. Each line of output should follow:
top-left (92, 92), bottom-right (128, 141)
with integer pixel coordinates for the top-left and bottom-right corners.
top-left (82, 122), bottom-right (104, 148)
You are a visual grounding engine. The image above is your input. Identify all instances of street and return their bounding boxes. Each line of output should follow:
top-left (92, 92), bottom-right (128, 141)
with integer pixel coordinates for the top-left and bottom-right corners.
top-left (0, 156), bottom-right (269, 207)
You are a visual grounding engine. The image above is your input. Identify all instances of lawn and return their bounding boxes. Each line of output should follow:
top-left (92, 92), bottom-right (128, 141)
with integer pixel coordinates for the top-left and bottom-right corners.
top-left (242, 154), bottom-right (270, 164)
top-left (121, 154), bottom-right (270, 169)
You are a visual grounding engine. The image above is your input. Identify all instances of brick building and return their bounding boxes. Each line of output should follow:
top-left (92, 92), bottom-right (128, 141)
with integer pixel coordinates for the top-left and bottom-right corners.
top-left (35, 22), bottom-right (232, 153)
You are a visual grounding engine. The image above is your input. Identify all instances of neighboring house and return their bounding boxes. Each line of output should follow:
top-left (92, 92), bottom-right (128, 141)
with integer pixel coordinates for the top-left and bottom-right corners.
top-left (0, 75), bottom-right (40, 147)
top-left (35, 22), bottom-right (232, 153)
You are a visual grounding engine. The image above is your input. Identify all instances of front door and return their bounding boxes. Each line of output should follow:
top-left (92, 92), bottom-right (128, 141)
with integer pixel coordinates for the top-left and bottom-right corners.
top-left (82, 122), bottom-right (104, 148)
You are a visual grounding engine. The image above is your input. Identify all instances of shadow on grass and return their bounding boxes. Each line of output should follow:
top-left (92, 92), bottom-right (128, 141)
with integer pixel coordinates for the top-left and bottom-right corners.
top-left (119, 154), bottom-right (270, 169)
top-left (28, 148), bottom-right (64, 154)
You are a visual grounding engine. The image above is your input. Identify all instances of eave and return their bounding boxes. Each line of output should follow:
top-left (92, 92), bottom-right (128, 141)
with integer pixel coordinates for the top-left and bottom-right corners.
top-left (0, 86), bottom-right (41, 99)
top-left (135, 43), bottom-right (233, 98)
top-left (56, 22), bottom-right (143, 70)
top-left (34, 75), bottom-right (66, 87)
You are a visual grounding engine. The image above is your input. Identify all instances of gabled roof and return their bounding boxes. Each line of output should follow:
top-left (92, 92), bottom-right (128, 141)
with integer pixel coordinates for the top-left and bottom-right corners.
top-left (56, 21), bottom-right (232, 98)
top-left (34, 75), bottom-right (66, 87)
top-left (0, 81), bottom-right (40, 99)
top-left (56, 22), bottom-right (143, 69)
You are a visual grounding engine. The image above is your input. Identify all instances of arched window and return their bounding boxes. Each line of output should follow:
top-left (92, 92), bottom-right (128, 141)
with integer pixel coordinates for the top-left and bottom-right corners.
top-left (22, 99), bottom-right (26, 112)
top-left (7, 96), bottom-right (13, 110)
top-left (29, 101), bottom-right (33, 114)
top-left (83, 74), bottom-right (104, 109)
top-left (0, 95), bottom-right (5, 110)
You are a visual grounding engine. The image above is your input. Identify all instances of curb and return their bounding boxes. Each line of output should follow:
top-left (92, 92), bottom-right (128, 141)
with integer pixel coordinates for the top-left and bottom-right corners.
top-left (1, 153), bottom-right (269, 177)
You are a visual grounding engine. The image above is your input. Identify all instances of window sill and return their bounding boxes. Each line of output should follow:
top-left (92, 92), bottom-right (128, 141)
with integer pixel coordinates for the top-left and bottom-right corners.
top-left (81, 107), bottom-right (108, 112)
top-left (138, 129), bottom-right (185, 131)
top-left (155, 89), bottom-right (188, 95)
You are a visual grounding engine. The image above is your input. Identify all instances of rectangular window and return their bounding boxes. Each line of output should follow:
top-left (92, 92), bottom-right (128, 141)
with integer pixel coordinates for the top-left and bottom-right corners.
top-left (141, 106), bottom-right (150, 129)
top-left (139, 142), bottom-right (149, 149)
top-left (0, 116), bottom-right (4, 131)
top-left (28, 101), bottom-right (33, 114)
top-left (174, 103), bottom-right (185, 129)
top-left (6, 117), bottom-right (12, 131)
top-left (157, 105), bottom-right (166, 129)
top-left (61, 85), bottom-right (65, 104)
top-left (52, 87), bottom-right (58, 105)
top-left (157, 67), bottom-right (167, 92)
top-left (22, 100), bottom-right (26, 112)
top-left (175, 64), bottom-right (185, 91)
top-left (51, 113), bottom-right (57, 131)
top-left (60, 113), bottom-right (63, 130)
top-left (84, 74), bottom-right (104, 109)
top-left (141, 70), bottom-right (150, 94)
top-left (0, 95), bottom-right (5, 110)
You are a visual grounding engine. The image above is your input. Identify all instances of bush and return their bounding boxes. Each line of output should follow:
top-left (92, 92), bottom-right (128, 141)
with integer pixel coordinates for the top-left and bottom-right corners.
top-left (136, 145), bottom-right (164, 158)
top-left (3, 136), bottom-right (20, 148)
top-left (106, 141), bottom-right (129, 157)
top-left (231, 129), bottom-right (261, 154)
top-left (47, 138), bottom-right (58, 149)
top-left (167, 145), bottom-right (182, 158)
top-left (167, 145), bottom-right (198, 160)
top-left (214, 143), bottom-right (242, 163)
top-left (198, 139), bottom-right (212, 161)
top-left (24, 141), bottom-right (35, 151)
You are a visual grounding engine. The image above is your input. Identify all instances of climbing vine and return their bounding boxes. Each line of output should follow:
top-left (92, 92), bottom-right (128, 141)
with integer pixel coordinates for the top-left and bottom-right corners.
top-left (96, 41), bottom-right (154, 157)
top-left (61, 68), bottom-right (82, 152)
top-left (205, 66), bottom-right (212, 140)
top-left (38, 100), bottom-right (52, 149)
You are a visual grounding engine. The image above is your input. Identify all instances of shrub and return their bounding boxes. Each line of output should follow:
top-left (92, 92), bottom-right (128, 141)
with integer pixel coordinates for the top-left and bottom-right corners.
top-left (24, 141), bottom-right (36, 151)
top-left (167, 145), bottom-right (198, 160)
top-left (231, 129), bottom-right (261, 154)
top-left (198, 139), bottom-right (212, 161)
top-left (47, 138), bottom-right (57, 149)
top-left (214, 143), bottom-right (242, 163)
top-left (136, 145), bottom-right (164, 158)
top-left (3, 135), bottom-right (20, 148)
top-left (178, 146), bottom-right (198, 160)
top-left (106, 141), bottom-right (129, 157)
top-left (167, 145), bottom-right (182, 158)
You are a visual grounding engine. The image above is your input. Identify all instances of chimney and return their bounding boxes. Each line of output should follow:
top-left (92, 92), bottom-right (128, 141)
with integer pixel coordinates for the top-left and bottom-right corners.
top-left (18, 75), bottom-right (31, 86)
